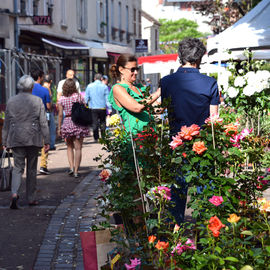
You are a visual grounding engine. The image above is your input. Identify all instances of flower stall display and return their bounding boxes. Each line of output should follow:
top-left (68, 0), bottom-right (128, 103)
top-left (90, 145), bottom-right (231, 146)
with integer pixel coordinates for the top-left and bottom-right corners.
top-left (93, 94), bottom-right (269, 269)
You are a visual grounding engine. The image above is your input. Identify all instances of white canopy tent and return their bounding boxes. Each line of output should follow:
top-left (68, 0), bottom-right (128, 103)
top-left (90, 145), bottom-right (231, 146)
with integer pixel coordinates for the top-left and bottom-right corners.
top-left (207, 0), bottom-right (270, 61)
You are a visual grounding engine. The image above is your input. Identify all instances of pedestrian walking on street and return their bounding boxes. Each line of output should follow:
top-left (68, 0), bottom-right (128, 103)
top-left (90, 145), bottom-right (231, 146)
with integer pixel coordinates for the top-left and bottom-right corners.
top-left (57, 69), bottom-right (81, 102)
top-left (57, 79), bottom-right (89, 178)
top-left (31, 69), bottom-right (52, 175)
top-left (2, 75), bottom-right (50, 209)
top-left (85, 73), bottom-right (112, 142)
top-left (43, 74), bottom-right (57, 150)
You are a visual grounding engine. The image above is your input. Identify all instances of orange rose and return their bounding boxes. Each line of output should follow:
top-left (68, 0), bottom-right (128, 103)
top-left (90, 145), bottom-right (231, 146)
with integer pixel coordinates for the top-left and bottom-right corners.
top-left (227, 214), bottom-right (241, 224)
top-left (211, 230), bottom-right (220, 237)
top-left (155, 240), bottom-right (169, 250)
top-left (224, 123), bottom-right (238, 136)
top-left (208, 216), bottom-right (225, 237)
top-left (192, 141), bottom-right (207, 155)
top-left (98, 169), bottom-right (111, 182)
top-left (179, 124), bottom-right (200, 140)
top-left (148, 235), bottom-right (156, 243)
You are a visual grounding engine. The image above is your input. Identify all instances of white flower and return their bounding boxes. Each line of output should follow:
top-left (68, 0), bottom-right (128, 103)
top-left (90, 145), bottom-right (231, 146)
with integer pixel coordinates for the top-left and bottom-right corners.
top-left (234, 76), bottom-right (246, 87)
top-left (243, 85), bottom-right (255, 96)
top-left (227, 87), bottom-right (239, 98)
top-left (228, 62), bottom-right (235, 71)
top-left (238, 69), bottom-right (244, 74)
top-left (244, 71), bottom-right (256, 84)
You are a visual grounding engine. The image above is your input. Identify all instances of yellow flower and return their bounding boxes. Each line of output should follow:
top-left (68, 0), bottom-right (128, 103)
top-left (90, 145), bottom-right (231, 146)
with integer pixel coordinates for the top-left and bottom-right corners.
top-left (113, 128), bottom-right (121, 137)
top-left (173, 224), bottom-right (180, 233)
top-left (108, 114), bottom-right (121, 126)
top-left (227, 214), bottom-right (241, 224)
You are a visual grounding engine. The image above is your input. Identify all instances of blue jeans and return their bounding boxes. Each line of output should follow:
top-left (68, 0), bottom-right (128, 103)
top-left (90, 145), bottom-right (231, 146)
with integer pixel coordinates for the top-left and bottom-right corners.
top-left (49, 111), bottom-right (56, 148)
top-left (170, 174), bottom-right (188, 225)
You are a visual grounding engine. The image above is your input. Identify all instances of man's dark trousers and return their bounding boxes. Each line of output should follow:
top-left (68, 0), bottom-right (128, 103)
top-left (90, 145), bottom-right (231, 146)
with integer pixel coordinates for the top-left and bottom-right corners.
top-left (92, 109), bottom-right (106, 141)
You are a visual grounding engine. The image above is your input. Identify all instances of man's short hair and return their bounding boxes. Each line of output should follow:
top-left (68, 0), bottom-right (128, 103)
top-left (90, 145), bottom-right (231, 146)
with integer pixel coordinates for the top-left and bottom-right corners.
top-left (102, 75), bottom-right (108, 80)
top-left (31, 69), bottom-right (44, 81)
top-left (94, 73), bottom-right (103, 80)
top-left (178, 38), bottom-right (206, 65)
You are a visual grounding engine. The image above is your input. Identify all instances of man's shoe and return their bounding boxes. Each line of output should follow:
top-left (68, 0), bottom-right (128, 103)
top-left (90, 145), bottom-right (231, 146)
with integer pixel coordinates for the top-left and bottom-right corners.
top-left (10, 196), bottom-right (19, 209)
top-left (74, 172), bottom-right (81, 178)
top-left (40, 167), bottom-right (51, 175)
top-left (50, 147), bottom-right (56, 151)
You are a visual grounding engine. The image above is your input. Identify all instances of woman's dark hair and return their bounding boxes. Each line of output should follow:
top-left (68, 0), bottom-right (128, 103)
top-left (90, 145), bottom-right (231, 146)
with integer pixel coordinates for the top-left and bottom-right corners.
top-left (178, 38), bottom-right (206, 65)
top-left (62, 78), bottom-right (77, 97)
top-left (43, 74), bottom-right (52, 83)
top-left (109, 54), bottom-right (137, 78)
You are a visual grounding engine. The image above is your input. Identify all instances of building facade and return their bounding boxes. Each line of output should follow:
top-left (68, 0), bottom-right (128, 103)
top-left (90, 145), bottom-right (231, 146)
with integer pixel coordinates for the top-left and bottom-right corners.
top-left (0, 0), bottom-right (142, 105)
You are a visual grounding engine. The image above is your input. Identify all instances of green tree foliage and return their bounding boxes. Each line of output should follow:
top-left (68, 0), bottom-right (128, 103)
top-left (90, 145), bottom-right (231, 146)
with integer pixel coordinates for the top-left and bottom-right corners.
top-left (159, 18), bottom-right (206, 54)
top-left (191, 0), bottom-right (262, 34)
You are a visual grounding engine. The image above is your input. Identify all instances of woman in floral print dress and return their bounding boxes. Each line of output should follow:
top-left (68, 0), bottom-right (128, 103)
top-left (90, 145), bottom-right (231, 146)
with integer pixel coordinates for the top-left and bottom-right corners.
top-left (57, 78), bottom-right (89, 178)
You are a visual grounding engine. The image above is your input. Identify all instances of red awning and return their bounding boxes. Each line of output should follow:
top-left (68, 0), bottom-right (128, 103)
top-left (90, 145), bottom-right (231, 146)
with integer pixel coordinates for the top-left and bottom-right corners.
top-left (138, 54), bottom-right (178, 65)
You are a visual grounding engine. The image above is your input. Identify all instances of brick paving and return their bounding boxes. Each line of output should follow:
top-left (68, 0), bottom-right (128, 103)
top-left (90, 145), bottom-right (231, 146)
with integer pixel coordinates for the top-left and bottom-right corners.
top-left (34, 170), bottom-right (106, 270)
top-left (31, 137), bottom-right (106, 270)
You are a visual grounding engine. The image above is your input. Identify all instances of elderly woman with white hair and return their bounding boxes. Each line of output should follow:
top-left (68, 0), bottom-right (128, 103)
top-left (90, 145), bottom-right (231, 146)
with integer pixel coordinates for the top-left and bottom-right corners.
top-left (2, 75), bottom-right (50, 209)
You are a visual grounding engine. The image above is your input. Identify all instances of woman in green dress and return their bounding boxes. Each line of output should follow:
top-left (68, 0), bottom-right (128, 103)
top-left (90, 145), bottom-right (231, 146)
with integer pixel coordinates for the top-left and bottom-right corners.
top-left (109, 54), bottom-right (160, 134)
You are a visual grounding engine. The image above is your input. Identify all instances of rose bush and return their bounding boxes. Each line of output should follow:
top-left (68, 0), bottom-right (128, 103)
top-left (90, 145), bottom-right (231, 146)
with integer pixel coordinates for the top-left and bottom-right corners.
top-left (95, 100), bottom-right (269, 269)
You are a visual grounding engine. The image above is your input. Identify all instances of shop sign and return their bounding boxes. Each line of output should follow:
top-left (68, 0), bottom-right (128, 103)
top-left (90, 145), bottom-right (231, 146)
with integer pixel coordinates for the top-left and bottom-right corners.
top-left (33, 16), bottom-right (52, 25)
top-left (135, 39), bottom-right (148, 53)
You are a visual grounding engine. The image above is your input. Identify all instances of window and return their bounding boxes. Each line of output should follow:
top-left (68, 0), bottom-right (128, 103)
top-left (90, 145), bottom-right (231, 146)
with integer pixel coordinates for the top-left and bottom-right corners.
top-left (125, 5), bottom-right (129, 34)
top-left (97, 0), bottom-right (106, 36)
top-left (77, 0), bottom-right (87, 32)
top-left (138, 10), bottom-right (141, 38)
top-left (118, 2), bottom-right (122, 39)
top-left (111, 0), bottom-right (117, 39)
top-left (133, 8), bottom-right (136, 37)
top-left (19, 0), bottom-right (33, 16)
top-left (33, 0), bottom-right (39, 16)
top-left (61, 0), bottom-right (66, 26)
top-left (111, 0), bottom-right (114, 28)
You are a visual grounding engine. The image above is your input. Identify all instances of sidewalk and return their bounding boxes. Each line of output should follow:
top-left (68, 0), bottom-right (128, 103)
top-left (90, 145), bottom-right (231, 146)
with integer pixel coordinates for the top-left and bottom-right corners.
top-left (0, 136), bottom-right (106, 270)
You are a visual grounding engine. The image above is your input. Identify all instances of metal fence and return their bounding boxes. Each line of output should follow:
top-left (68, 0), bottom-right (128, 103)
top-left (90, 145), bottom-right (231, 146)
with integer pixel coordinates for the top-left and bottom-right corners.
top-left (0, 49), bottom-right (62, 108)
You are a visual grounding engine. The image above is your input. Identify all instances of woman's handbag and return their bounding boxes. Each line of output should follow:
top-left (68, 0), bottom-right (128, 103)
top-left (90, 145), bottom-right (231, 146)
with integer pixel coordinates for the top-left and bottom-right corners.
top-left (71, 95), bottom-right (92, 127)
top-left (0, 150), bottom-right (13, 192)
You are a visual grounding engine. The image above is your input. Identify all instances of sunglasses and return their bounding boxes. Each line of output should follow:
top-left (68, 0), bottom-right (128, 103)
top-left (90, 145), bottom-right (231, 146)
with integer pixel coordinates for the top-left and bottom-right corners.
top-left (123, 67), bottom-right (140, 73)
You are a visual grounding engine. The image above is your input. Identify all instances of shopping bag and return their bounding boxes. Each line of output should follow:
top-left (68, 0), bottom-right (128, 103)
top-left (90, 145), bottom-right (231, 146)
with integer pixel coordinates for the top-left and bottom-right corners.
top-left (0, 150), bottom-right (13, 191)
top-left (71, 102), bottom-right (92, 127)
top-left (80, 226), bottom-right (124, 270)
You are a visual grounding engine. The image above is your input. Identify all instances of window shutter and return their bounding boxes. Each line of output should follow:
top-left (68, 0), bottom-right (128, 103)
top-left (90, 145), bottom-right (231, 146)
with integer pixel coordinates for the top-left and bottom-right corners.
top-left (27, 0), bottom-right (33, 16)
top-left (83, 0), bottom-right (88, 31)
top-left (76, 0), bottom-right (81, 30)
top-left (97, 0), bottom-right (101, 34)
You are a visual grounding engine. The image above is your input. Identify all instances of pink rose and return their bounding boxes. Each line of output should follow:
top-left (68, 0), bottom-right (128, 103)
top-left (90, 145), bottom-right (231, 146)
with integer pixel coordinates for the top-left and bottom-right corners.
top-left (209, 195), bottom-right (224, 206)
top-left (154, 186), bottom-right (171, 201)
top-left (169, 135), bottom-right (183, 150)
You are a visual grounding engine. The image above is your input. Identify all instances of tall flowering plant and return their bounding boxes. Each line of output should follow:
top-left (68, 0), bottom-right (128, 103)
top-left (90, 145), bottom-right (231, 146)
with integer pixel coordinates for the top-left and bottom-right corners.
top-left (220, 49), bottom-right (270, 135)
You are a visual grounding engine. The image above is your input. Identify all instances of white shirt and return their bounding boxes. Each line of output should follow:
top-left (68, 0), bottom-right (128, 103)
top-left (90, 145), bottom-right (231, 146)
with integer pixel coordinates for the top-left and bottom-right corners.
top-left (57, 79), bottom-right (81, 93)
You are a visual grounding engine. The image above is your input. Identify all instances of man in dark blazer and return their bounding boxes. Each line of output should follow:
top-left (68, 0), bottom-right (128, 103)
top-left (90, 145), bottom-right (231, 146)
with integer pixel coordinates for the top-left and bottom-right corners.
top-left (160, 38), bottom-right (220, 224)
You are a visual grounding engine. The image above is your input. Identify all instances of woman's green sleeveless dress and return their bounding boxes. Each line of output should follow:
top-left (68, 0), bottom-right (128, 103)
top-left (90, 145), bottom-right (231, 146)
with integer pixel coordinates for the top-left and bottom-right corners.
top-left (109, 83), bottom-right (152, 134)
